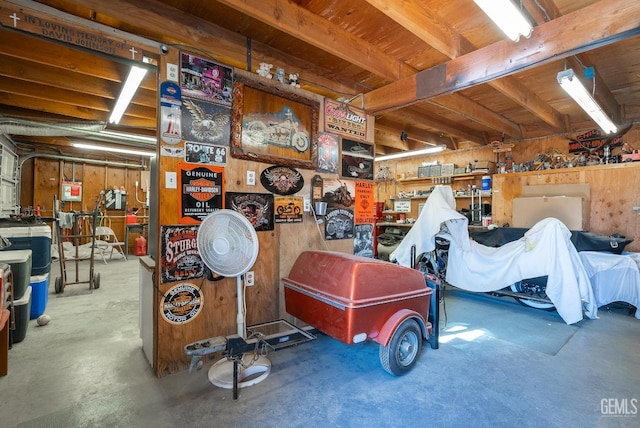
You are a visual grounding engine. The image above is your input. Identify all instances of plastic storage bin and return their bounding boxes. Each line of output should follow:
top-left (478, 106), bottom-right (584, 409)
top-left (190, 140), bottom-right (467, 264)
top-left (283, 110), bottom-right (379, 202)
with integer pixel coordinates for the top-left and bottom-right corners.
top-left (0, 250), bottom-right (32, 300)
top-left (11, 285), bottom-right (31, 344)
top-left (0, 224), bottom-right (52, 275)
top-left (29, 273), bottom-right (49, 320)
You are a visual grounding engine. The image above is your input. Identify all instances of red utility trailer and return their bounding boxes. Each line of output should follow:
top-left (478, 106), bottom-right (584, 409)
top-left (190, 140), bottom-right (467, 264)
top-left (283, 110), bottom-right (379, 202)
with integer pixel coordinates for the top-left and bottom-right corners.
top-left (283, 250), bottom-right (437, 375)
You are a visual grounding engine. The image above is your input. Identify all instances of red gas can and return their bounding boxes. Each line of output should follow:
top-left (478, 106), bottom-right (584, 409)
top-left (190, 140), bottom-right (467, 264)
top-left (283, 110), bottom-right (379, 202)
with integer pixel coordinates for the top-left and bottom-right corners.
top-left (134, 235), bottom-right (147, 256)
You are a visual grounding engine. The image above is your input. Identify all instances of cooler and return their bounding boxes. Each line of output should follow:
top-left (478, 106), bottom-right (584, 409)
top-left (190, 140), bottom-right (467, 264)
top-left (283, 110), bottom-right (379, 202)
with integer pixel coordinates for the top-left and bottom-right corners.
top-left (11, 285), bottom-right (31, 344)
top-left (29, 273), bottom-right (49, 320)
top-left (0, 250), bottom-right (32, 300)
top-left (0, 224), bottom-right (52, 275)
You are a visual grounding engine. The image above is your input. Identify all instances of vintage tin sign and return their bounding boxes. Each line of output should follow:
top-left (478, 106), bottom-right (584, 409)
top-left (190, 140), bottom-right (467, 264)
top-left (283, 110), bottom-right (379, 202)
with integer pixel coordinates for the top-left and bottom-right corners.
top-left (260, 165), bottom-right (304, 195)
top-left (160, 225), bottom-right (205, 283)
top-left (160, 283), bottom-right (203, 325)
top-left (178, 163), bottom-right (224, 224)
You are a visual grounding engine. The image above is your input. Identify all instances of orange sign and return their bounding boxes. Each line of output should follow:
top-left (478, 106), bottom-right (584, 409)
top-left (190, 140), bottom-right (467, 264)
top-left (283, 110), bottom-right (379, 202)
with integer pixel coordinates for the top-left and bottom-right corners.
top-left (354, 181), bottom-right (375, 224)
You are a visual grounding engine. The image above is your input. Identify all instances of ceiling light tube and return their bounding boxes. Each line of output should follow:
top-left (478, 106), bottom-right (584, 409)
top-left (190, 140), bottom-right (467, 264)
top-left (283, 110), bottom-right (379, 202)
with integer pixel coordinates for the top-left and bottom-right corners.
top-left (474, 0), bottom-right (533, 42)
top-left (72, 142), bottom-right (155, 157)
top-left (109, 57), bottom-right (153, 124)
top-left (99, 130), bottom-right (157, 144)
top-left (375, 145), bottom-right (446, 162)
top-left (557, 69), bottom-right (618, 134)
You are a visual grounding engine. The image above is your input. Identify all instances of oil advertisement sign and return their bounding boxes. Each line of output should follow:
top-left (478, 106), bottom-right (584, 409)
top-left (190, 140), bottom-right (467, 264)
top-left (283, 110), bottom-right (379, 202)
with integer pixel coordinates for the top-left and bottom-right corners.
top-left (178, 163), bottom-right (224, 224)
top-left (160, 283), bottom-right (203, 325)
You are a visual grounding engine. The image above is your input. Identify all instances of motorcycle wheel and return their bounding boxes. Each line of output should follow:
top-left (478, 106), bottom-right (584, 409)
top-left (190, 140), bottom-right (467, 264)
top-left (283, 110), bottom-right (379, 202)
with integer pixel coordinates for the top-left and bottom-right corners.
top-left (291, 132), bottom-right (310, 152)
top-left (509, 281), bottom-right (555, 311)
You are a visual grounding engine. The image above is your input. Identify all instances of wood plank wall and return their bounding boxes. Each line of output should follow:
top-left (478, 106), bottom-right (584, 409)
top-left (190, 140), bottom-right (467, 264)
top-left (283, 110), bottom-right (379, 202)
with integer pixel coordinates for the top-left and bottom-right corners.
top-left (153, 52), bottom-right (358, 376)
top-left (21, 156), bottom-right (149, 250)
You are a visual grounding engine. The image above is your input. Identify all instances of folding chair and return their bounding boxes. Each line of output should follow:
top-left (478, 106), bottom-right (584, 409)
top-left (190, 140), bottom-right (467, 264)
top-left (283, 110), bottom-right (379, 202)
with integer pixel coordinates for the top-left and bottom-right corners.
top-left (94, 226), bottom-right (127, 263)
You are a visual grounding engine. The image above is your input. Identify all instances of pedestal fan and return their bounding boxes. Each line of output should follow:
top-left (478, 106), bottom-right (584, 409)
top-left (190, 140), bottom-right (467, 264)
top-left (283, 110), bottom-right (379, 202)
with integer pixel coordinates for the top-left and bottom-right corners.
top-left (197, 209), bottom-right (271, 389)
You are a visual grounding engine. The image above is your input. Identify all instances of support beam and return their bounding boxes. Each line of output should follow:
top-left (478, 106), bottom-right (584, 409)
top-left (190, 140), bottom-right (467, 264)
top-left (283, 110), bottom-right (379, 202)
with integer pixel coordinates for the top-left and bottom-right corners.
top-left (367, 0), bottom-right (565, 132)
top-left (430, 93), bottom-right (522, 138)
top-left (217, 0), bottom-right (413, 81)
top-left (364, 0), bottom-right (640, 114)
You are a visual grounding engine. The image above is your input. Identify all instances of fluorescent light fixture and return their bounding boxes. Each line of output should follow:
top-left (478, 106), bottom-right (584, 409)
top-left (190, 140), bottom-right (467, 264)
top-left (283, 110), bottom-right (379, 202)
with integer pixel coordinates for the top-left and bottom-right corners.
top-left (474, 0), bottom-right (533, 42)
top-left (109, 57), bottom-right (153, 124)
top-left (375, 145), bottom-right (446, 162)
top-left (72, 142), bottom-right (155, 157)
top-left (99, 130), bottom-right (157, 144)
top-left (557, 68), bottom-right (617, 134)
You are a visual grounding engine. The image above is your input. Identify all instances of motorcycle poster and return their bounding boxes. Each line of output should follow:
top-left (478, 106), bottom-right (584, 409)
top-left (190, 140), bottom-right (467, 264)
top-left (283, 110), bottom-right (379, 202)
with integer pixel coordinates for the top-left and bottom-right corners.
top-left (242, 106), bottom-right (311, 153)
top-left (181, 97), bottom-right (231, 145)
top-left (274, 196), bottom-right (303, 224)
top-left (317, 132), bottom-right (339, 174)
top-left (322, 178), bottom-right (355, 209)
top-left (324, 208), bottom-right (354, 240)
top-left (353, 224), bottom-right (374, 258)
top-left (180, 52), bottom-right (233, 106)
top-left (225, 192), bottom-right (275, 231)
top-left (341, 138), bottom-right (373, 180)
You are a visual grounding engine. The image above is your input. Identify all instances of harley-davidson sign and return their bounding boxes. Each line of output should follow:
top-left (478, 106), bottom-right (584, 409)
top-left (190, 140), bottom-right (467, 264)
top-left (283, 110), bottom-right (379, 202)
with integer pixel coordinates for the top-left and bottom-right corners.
top-left (568, 128), bottom-right (625, 154)
top-left (160, 283), bottom-right (203, 325)
top-left (179, 163), bottom-right (224, 223)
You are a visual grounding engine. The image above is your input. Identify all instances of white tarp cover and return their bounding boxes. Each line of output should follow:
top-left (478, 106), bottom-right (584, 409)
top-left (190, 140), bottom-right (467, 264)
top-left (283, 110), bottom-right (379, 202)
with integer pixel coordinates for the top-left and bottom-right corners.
top-left (391, 185), bottom-right (598, 325)
top-left (580, 251), bottom-right (640, 319)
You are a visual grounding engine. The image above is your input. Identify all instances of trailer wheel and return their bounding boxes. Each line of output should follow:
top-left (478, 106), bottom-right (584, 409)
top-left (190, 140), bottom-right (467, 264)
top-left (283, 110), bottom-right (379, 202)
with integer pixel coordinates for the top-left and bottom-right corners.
top-left (54, 276), bottom-right (63, 294)
top-left (93, 273), bottom-right (101, 290)
top-left (379, 319), bottom-right (422, 376)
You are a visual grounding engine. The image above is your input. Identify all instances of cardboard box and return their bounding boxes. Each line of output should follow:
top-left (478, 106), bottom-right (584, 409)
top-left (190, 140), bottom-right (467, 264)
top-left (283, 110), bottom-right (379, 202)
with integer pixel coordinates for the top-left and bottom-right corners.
top-left (512, 196), bottom-right (589, 230)
top-left (474, 160), bottom-right (495, 173)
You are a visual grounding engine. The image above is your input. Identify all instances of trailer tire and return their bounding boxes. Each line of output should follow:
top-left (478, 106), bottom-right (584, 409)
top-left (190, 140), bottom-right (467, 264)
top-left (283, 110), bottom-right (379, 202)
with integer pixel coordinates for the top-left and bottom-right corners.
top-left (54, 276), bottom-right (63, 294)
top-left (379, 318), bottom-right (422, 376)
top-left (93, 273), bottom-right (100, 290)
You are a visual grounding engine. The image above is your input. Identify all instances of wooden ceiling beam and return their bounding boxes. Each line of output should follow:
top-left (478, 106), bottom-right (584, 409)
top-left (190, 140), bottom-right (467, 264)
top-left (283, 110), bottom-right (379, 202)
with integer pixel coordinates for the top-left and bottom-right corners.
top-left (0, 77), bottom-right (112, 111)
top-left (0, 92), bottom-right (156, 128)
top-left (367, 0), bottom-right (565, 132)
top-left (430, 93), bottom-right (522, 138)
top-left (216, 0), bottom-right (413, 82)
top-left (46, 0), bottom-right (363, 98)
top-left (364, 0), bottom-right (473, 60)
top-left (0, 28), bottom-right (156, 92)
top-left (523, 0), bottom-right (622, 126)
top-left (381, 106), bottom-right (485, 145)
top-left (364, 0), bottom-right (640, 114)
top-left (487, 77), bottom-right (565, 131)
top-left (375, 121), bottom-right (453, 147)
top-left (373, 128), bottom-right (411, 152)
top-left (0, 53), bottom-right (115, 97)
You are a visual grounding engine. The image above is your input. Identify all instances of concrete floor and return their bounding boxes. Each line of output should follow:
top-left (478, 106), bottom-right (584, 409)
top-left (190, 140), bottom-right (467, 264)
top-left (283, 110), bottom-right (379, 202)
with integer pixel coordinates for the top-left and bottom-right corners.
top-left (0, 256), bottom-right (639, 428)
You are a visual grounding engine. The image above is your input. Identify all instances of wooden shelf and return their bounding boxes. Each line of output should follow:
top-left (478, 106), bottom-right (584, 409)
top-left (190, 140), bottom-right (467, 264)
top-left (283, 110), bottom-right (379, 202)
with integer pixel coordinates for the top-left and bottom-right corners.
top-left (398, 171), bottom-right (490, 183)
top-left (375, 222), bottom-right (413, 228)
top-left (390, 193), bottom-right (491, 200)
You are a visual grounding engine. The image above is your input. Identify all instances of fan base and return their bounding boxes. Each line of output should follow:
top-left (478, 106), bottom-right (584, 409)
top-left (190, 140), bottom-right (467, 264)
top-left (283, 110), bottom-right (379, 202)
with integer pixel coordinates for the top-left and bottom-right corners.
top-left (208, 354), bottom-right (271, 389)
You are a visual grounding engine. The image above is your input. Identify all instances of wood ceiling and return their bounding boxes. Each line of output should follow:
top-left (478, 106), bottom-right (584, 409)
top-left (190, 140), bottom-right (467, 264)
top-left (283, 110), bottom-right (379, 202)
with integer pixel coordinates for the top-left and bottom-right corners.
top-left (1, 0), bottom-right (639, 157)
